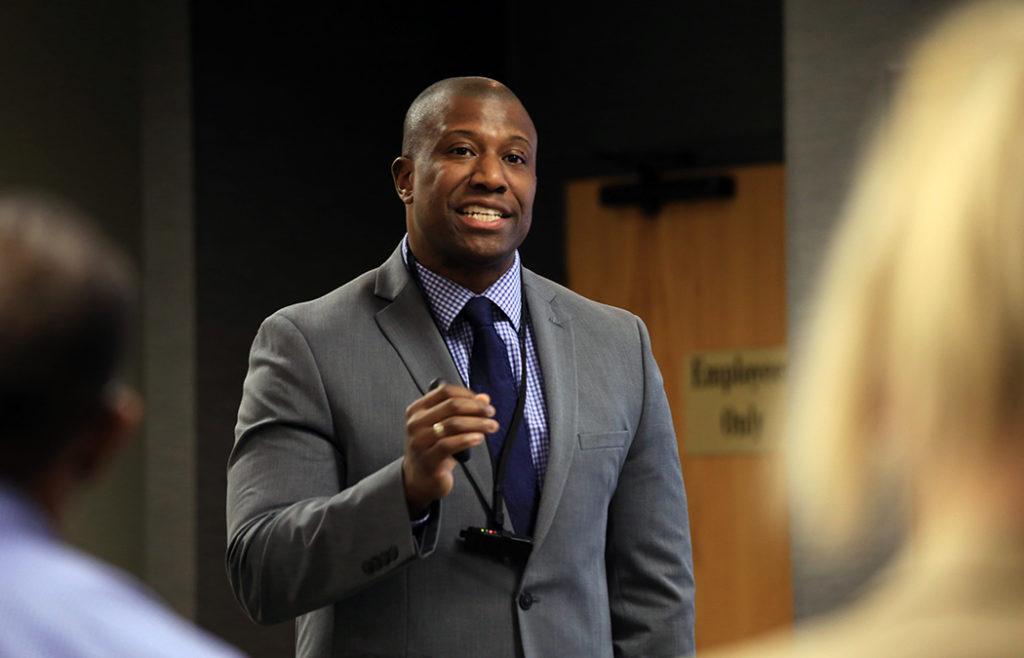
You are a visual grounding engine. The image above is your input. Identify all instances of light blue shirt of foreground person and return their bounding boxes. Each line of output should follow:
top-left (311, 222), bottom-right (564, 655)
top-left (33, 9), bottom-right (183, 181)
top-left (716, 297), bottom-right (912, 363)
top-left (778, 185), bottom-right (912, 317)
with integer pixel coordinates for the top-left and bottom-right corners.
top-left (0, 483), bottom-right (245, 657)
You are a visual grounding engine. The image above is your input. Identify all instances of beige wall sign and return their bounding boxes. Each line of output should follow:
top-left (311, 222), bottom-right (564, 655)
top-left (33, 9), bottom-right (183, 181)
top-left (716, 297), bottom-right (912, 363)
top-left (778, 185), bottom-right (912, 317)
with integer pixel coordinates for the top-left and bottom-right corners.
top-left (684, 347), bottom-right (787, 455)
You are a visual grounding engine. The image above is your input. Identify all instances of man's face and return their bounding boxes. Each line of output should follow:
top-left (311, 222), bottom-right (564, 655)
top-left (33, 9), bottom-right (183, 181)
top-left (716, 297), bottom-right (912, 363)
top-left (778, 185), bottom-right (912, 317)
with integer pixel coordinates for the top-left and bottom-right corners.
top-left (395, 94), bottom-right (537, 292)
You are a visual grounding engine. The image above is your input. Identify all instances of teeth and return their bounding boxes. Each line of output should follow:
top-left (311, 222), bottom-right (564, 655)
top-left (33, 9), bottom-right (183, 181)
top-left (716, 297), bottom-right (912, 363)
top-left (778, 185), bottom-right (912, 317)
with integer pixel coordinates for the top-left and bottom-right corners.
top-left (461, 205), bottom-right (503, 219)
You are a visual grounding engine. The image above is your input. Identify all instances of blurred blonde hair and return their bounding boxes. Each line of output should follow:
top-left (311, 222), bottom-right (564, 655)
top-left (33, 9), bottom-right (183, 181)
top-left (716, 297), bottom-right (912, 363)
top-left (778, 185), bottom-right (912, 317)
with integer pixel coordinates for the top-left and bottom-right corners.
top-left (788, 0), bottom-right (1024, 548)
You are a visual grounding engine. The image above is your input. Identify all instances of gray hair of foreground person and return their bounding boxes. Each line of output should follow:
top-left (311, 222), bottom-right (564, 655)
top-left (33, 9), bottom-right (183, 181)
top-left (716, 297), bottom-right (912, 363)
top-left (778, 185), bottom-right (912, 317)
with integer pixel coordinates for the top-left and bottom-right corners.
top-left (787, 0), bottom-right (1024, 551)
top-left (0, 194), bottom-right (137, 495)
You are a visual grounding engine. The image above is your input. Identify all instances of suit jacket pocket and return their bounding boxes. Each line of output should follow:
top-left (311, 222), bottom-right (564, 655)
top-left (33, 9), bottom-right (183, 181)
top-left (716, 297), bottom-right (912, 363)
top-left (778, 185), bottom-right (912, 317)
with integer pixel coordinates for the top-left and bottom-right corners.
top-left (577, 430), bottom-right (629, 450)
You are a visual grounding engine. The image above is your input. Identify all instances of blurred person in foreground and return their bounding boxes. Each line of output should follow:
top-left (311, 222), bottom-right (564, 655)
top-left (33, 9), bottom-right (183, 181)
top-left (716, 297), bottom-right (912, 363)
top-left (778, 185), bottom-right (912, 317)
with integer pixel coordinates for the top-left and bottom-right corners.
top-left (0, 195), bottom-right (243, 656)
top-left (707, 2), bottom-right (1024, 656)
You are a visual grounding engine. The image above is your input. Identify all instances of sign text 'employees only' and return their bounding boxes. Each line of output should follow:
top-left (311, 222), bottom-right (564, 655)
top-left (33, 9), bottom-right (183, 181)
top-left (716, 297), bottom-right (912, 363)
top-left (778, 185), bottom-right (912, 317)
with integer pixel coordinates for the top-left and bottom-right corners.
top-left (684, 348), bottom-right (786, 455)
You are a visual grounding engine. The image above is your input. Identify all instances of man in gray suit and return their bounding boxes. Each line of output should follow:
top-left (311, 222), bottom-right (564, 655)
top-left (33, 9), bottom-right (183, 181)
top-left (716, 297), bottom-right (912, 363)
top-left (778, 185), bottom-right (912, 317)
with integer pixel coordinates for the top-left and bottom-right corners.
top-left (226, 77), bottom-right (695, 657)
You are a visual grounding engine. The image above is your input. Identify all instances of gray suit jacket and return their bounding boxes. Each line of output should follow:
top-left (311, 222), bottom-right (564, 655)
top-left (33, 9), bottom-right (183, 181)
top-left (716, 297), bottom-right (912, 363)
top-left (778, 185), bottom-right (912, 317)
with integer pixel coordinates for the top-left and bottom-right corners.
top-left (226, 246), bottom-right (695, 657)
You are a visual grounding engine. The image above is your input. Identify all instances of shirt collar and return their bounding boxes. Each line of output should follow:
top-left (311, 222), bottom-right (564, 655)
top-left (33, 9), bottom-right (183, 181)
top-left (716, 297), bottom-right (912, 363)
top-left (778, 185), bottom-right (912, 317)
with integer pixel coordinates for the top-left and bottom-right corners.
top-left (401, 235), bottom-right (522, 333)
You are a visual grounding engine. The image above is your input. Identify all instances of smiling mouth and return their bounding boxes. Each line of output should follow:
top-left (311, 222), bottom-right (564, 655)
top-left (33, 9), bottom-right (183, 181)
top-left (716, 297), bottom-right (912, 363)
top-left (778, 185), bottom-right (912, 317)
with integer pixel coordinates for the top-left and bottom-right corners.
top-left (458, 204), bottom-right (509, 222)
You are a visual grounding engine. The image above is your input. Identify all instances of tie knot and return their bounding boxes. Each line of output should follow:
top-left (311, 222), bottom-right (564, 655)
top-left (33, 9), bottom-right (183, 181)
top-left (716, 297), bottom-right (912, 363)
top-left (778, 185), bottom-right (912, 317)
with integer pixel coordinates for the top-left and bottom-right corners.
top-left (461, 296), bottom-right (496, 329)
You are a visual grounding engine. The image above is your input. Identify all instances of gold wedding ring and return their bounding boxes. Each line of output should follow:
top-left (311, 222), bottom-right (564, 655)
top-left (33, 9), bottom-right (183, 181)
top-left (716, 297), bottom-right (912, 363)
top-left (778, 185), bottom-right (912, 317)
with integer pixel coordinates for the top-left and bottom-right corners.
top-left (432, 422), bottom-right (445, 439)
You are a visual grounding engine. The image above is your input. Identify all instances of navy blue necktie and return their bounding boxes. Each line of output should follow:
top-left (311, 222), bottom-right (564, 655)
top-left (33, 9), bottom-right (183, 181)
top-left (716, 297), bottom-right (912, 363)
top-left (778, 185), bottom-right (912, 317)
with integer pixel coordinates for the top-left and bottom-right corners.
top-left (461, 296), bottom-right (538, 536)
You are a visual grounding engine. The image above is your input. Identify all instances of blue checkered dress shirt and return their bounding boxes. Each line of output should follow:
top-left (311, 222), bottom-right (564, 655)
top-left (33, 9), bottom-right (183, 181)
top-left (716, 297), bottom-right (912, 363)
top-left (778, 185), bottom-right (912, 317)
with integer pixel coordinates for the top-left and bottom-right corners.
top-left (402, 236), bottom-right (550, 483)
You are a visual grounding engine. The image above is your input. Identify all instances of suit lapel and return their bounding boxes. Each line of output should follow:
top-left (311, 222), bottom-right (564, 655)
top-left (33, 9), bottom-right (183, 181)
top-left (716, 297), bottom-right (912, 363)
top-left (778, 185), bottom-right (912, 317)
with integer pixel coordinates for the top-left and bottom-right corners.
top-left (523, 271), bottom-right (578, 549)
top-left (373, 246), bottom-right (494, 495)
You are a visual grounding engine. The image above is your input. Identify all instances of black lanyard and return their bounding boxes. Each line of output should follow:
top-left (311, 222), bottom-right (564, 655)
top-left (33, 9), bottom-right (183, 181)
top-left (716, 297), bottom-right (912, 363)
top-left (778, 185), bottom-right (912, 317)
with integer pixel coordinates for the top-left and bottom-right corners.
top-left (486, 305), bottom-right (529, 531)
top-left (405, 247), bottom-right (532, 532)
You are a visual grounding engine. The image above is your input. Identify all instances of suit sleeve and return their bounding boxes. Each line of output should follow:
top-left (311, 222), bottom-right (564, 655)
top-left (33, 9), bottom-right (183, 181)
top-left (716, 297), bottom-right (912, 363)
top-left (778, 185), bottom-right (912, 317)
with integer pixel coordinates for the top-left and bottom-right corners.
top-left (606, 317), bottom-right (696, 657)
top-left (225, 313), bottom-right (440, 625)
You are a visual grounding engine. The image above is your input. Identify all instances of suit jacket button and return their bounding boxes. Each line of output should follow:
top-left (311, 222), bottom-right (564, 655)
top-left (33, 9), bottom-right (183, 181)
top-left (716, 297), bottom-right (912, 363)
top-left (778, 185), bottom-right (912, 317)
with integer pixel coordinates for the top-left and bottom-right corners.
top-left (517, 591), bottom-right (534, 610)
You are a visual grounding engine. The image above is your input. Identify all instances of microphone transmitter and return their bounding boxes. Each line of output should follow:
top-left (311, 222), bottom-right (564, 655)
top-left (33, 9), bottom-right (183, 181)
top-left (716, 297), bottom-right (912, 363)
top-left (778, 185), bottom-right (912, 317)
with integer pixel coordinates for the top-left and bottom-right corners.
top-left (459, 526), bottom-right (532, 566)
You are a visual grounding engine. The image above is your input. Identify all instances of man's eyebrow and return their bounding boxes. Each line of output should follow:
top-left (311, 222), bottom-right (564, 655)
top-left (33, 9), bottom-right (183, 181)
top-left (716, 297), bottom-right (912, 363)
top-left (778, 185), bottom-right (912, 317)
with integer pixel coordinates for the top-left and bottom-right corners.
top-left (441, 129), bottom-right (534, 148)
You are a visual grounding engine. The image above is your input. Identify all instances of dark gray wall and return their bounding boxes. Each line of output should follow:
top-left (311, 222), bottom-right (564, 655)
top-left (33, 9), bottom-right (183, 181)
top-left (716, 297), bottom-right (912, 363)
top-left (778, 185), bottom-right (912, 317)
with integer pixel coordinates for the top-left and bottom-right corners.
top-left (0, 0), bottom-right (144, 578)
top-left (142, 0), bottom-right (199, 621)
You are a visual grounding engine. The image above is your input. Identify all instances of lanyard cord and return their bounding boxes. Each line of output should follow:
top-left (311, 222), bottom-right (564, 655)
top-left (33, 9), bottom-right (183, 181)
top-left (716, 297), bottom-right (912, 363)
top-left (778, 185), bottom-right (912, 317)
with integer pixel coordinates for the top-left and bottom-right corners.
top-left (404, 248), bottom-right (531, 533)
top-left (487, 310), bottom-right (528, 531)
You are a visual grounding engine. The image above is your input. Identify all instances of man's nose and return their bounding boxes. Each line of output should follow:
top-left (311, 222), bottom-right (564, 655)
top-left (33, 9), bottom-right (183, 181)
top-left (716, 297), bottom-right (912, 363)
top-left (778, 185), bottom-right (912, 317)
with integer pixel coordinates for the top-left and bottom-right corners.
top-left (469, 153), bottom-right (507, 192)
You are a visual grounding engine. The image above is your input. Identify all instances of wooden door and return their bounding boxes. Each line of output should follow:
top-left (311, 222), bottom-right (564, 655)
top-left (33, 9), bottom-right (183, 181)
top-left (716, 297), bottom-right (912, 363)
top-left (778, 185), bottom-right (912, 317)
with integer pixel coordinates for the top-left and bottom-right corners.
top-left (565, 164), bottom-right (791, 650)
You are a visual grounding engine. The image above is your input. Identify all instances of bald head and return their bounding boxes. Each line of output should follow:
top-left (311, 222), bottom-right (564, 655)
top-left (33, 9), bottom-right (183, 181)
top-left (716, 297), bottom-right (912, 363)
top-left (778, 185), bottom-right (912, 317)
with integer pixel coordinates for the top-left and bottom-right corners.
top-left (401, 77), bottom-right (534, 161)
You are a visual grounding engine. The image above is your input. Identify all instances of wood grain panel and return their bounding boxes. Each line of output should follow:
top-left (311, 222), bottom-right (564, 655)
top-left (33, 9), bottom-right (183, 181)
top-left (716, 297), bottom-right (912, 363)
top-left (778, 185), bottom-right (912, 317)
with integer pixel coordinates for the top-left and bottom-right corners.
top-left (565, 164), bottom-right (791, 650)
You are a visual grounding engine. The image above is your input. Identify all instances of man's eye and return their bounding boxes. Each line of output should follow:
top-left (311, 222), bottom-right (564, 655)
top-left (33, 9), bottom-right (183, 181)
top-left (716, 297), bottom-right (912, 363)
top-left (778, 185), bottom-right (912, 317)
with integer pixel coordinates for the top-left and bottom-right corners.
top-left (505, 153), bottom-right (526, 165)
top-left (449, 146), bottom-right (473, 156)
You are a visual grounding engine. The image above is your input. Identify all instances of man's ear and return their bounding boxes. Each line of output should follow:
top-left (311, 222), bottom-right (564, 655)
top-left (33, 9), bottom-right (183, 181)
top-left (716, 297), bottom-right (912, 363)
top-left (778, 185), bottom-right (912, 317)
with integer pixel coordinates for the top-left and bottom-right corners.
top-left (391, 157), bottom-right (414, 205)
top-left (70, 386), bottom-right (143, 483)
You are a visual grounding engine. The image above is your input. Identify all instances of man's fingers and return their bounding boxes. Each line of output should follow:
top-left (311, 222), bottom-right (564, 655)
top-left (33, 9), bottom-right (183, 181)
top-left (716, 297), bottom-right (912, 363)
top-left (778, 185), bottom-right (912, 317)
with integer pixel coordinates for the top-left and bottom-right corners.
top-left (415, 416), bottom-right (498, 448)
top-left (430, 403), bottom-right (497, 429)
top-left (402, 425), bottom-right (485, 508)
top-left (406, 382), bottom-right (476, 416)
top-left (434, 396), bottom-right (496, 422)
top-left (402, 384), bottom-right (495, 512)
top-left (406, 396), bottom-right (496, 440)
top-left (430, 431), bottom-right (486, 459)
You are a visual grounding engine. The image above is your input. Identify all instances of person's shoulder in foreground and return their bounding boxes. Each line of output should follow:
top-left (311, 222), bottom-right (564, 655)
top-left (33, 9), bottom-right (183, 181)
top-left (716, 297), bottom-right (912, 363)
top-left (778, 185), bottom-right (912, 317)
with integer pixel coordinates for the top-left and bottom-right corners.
top-left (0, 485), bottom-right (242, 657)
